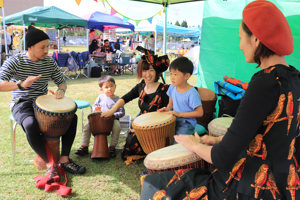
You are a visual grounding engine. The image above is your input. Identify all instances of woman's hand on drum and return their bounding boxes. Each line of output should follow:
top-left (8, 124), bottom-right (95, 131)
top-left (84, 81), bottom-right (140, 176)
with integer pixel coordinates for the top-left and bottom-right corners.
top-left (101, 109), bottom-right (114, 117)
top-left (22, 75), bottom-right (42, 88)
top-left (48, 89), bottom-right (65, 99)
top-left (201, 135), bottom-right (222, 146)
top-left (174, 132), bottom-right (201, 153)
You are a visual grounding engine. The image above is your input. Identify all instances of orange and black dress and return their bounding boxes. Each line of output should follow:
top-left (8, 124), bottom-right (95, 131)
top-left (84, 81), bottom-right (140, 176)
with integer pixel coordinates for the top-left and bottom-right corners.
top-left (141, 65), bottom-right (300, 200)
top-left (121, 80), bottom-right (169, 164)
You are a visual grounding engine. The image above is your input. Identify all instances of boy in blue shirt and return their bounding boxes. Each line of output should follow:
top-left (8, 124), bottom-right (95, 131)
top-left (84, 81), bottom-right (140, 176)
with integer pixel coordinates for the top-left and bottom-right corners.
top-left (159, 57), bottom-right (203, 143)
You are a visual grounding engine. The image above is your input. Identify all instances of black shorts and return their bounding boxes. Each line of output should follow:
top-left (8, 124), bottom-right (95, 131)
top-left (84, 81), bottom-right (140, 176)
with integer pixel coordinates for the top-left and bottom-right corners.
top-left (11, 98), bottom-right (35, 125)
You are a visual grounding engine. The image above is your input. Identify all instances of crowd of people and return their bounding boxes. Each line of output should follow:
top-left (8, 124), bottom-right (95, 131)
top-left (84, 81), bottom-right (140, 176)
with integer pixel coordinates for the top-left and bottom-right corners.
top-left (0, 1), bottom-right (300, 199)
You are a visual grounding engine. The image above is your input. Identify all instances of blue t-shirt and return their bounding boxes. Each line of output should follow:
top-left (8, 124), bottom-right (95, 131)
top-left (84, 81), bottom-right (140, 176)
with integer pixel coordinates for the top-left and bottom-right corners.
top-left (166, 84), bottom-right (202, 127)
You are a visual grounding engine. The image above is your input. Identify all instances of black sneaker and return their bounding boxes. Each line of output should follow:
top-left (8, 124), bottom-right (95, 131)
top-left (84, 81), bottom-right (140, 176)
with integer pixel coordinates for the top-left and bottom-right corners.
top-left (46, 166), bottom-right (60, 183)
top-left (58, 158), bottom-right (86, 174)
top-left (109, 147), bottom-right (116, 158)
top-left (74, 146), bottom-right (88, 156)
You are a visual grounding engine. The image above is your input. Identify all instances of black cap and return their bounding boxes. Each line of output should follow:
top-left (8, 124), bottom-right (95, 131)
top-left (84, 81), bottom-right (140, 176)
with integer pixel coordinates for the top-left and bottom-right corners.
top-left (25, 25), bottom-right (50, 49)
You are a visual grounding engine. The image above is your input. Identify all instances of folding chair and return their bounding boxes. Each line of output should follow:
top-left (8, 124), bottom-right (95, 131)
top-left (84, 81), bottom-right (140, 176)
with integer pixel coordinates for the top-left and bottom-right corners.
top-left (104, 56), bottom-right (116, 75)
top-left (54, 52), bottom-right (71, 80)
top-left (75, 51), bottom-right (89, 79)
top-left (119, 57), bottom-right (132, 75)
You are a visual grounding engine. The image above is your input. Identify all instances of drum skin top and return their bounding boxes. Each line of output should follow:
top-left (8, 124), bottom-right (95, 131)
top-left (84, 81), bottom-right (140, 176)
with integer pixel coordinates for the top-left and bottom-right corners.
top-left (133, 111), bottom-right (174, 126)
top-left (35, 95), bottom-right (76, 112)
top-left (208, 117), bottom-right (234, 136)
top-left (144, 144), bottom-right (201, 170)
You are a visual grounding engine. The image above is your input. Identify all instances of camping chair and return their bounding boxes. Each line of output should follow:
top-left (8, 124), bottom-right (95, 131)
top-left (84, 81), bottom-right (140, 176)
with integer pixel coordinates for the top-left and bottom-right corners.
top-left (75, 51), bottom-right (89, 79)
top-left (54, 52), bottom-right (71, 80)
top-left (104, 56), bottom-right (117, 75)
top-left (70, 51), bottom-right (90, 79)
top-left (119, 57), bottom-right (132, 75)
top-left (195, 87), bottom-right (217, 130)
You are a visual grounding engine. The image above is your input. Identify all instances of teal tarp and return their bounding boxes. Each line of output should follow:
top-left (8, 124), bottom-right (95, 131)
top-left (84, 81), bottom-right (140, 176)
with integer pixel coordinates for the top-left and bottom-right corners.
top-left (197, 0), bottom-right (300, 90)
top-left (135, 21), bottom-right (201, 38)
top-left (3, 6), bottom-right (87, 28)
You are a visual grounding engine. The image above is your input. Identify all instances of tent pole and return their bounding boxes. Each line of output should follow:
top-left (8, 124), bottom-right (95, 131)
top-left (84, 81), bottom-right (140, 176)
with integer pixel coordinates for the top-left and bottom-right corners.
top-left (86, 28), bottom-right (89, 52)
top-left (22, 21), bottom-right (25, 52)
top-left (154, 30), bottom-right (157, 55)
top-left (2, 7), bottom-right (8, 59)
top-left (57, 29), bottom-right (60, 52)
top-left (163, 1), bottom-right (167, 80)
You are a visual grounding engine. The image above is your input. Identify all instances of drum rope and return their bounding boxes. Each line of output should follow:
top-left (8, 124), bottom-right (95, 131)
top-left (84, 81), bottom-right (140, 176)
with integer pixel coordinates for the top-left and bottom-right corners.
top-left (34, 142), bottom-right (72, 196)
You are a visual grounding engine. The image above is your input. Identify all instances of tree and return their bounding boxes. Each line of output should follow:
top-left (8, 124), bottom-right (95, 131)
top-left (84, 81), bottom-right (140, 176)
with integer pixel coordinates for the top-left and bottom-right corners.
top-left (175, 20), bottom-right (180, 26)
top-left (181, 20), bottom-right (188, 28)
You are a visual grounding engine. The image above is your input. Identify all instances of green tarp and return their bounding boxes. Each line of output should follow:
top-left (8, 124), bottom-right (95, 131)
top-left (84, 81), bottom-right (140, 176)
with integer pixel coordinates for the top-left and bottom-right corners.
top-left (3, 6), bottom-right (87, 28)
top-left (197, 0), bottom-right (300, 90)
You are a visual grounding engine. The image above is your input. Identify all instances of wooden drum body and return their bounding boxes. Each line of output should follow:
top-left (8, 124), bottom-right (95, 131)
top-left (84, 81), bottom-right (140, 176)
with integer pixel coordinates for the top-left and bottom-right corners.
top-left (33, 95), bottom-right (77, 169)
top-left (88, 112), bottom-right (114, 159)
top-left (132, 112), bottom-right (176, 154)
top-left (144, 144), bottom-right (211, 173)
top-left (208, 117), bottom-right (234, 137)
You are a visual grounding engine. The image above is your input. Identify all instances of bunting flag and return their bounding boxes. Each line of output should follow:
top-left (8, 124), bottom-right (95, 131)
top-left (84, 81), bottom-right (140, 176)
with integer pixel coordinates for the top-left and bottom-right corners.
top-left (110, 8), bottom-right (117, 16)
top-left (123, 16), bottom-right (130, 24)
top-left (147, 17), bottom-right (153, 24)
top-left (158, 10), bottom-right (162, 16)
top-left (0, 0), bottom-right (4, 7)
top-left (135, 20), bottom-right (142, 26)
top-left (75, 0), bottom-right (81, 6)
top-left (94, 0), bottom-right (98, 2)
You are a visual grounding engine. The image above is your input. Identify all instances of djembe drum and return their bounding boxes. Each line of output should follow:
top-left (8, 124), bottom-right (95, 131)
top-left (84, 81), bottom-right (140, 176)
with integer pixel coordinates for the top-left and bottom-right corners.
top-left (132, 112), bottom-right (176, 154)
top-left (208, 117), bottom-right (234, 137)
top-left (88, 112), bottom-right (114, 159)
top-left (144, 144), bottom-right (211, 173)
top-left (33, 95), bottom-right (77, 170)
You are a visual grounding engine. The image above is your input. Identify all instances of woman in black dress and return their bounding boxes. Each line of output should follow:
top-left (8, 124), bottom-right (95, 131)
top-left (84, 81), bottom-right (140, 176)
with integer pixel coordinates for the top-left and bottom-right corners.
top-left (141, 1), bottom-right (300, 199)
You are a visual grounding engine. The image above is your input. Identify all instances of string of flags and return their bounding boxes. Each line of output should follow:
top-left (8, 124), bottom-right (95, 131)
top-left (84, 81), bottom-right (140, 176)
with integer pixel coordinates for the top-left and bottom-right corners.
top-left (105, 0), bottom-right (164, 26)
top-left (74, 0), bottom-right (164, 27)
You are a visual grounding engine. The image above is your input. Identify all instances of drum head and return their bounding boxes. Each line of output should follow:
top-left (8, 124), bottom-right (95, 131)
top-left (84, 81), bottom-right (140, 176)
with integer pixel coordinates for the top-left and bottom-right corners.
top-left (208, 117), bottom-right (234, 137)
top-left (35, 95), bottom-right (76, 112)
top-left (144, 144), bottom-right (201, 170)
top-left (133, 111), bottom-right (174, 127)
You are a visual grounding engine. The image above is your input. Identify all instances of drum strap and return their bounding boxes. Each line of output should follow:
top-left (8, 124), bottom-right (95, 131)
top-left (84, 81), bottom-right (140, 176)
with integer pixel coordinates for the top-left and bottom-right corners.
top-left (34, 142), bottom-right (72, 196)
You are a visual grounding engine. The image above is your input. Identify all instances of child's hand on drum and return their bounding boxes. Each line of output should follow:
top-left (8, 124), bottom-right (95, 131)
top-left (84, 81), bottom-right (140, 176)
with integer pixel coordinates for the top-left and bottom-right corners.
top-left (157, 107), bottom-right (169, 112)
top-left (166, 110), bottom-right (180, 117)
top-left (200, 135), bottom-right (222, 146)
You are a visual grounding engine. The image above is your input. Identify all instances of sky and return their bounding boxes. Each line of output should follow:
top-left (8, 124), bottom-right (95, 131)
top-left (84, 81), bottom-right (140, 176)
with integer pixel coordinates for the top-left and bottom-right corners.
top-left (44, 0), bottom-right (204, 28)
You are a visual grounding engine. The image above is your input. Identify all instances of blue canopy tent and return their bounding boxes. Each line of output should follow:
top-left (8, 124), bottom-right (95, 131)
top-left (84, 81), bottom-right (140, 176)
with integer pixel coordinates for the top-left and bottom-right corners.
top-left (83, 11), bottom-right (135, 32)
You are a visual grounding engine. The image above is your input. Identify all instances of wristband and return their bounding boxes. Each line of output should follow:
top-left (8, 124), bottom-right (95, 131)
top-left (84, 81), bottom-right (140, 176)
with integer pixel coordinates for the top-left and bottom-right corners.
top-left (57, 88), bottom-right (65, 93)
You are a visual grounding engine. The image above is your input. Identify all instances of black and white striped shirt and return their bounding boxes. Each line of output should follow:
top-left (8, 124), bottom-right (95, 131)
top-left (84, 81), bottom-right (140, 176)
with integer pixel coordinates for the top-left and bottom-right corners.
top-left (0, 53), bottom-right (66, 106)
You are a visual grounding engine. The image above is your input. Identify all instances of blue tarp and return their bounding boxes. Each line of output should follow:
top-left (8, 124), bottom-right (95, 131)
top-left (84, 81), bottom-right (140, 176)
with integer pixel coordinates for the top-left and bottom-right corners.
top-left (87, 11), bottom-right (135, 32)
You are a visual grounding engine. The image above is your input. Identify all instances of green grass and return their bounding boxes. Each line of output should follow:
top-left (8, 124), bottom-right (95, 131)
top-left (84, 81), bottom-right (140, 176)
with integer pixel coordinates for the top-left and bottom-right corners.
top-left (0, 72), bottom-right (197, 199)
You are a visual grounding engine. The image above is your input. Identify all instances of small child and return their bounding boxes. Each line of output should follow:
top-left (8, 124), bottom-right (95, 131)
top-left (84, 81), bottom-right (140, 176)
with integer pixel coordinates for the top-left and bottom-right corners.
top-left (93, 46), bottom-right (102, 55)
top-left (75, 75), bottom-right (125, 158)
top-left (159, 57), bottom-right (203, 144)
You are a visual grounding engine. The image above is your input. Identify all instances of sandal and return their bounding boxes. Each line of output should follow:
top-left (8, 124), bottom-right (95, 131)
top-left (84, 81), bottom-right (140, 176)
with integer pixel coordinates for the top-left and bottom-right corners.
top-left (58, 158), bottom-right (86, 174)
top-left (46, 166), bottom-right (60, 183)
top-left (74, 146), bottom-right (88, 156)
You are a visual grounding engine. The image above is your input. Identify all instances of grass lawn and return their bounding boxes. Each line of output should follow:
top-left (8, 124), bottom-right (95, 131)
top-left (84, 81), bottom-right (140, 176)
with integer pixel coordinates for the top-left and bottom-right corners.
top-left (0, 71), bottom-right (198, 199)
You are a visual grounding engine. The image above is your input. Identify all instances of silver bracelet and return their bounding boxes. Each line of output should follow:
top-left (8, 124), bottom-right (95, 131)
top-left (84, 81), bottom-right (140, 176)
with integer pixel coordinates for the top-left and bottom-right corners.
top-left (57, 88), bottom-right (65, 93)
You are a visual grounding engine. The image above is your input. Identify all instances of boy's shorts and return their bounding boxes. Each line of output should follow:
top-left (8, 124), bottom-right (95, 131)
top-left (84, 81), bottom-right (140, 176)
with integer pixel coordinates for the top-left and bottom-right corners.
top-left (173, 118), bottom-right (195, 144)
